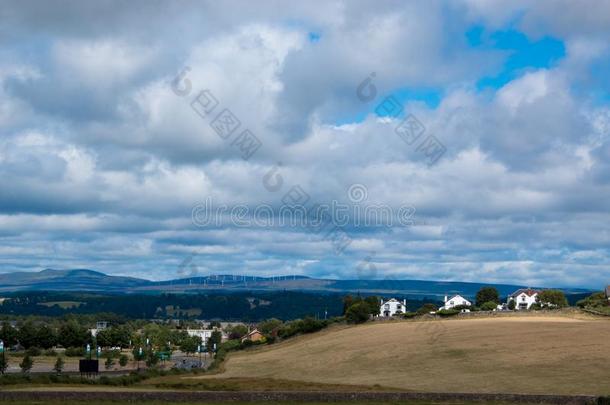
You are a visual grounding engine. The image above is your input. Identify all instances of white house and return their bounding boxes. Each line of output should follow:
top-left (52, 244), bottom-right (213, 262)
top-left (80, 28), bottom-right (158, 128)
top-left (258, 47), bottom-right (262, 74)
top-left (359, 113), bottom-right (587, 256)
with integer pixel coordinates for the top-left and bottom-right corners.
top-left (186, 328), bottom-right (228, 343)
top-left (507, 288), bottom-right (540, 310)
top-left (89, 321), bottom-right (108, 337)
top-left (379, 298), bottom-right (407, 317)
top-left (440, 294), bottom-right (471, 310)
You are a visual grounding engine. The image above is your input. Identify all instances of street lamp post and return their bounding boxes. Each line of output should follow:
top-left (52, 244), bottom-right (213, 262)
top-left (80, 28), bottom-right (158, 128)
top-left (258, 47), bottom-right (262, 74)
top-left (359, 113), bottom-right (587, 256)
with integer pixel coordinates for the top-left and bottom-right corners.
top-left (137, 346), bottom-right (143, 370)
top-left (0, 339), bottom-right (5, 375)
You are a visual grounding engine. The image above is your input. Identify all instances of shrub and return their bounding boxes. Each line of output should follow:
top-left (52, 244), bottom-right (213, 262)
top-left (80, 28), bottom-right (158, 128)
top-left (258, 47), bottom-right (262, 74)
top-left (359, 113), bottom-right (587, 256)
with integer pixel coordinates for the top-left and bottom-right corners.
top-left (480, 301), bottom-right (498, 311)
top-left (119, 354), bottom-right (129, 367)
top-left (44, 349), bottom-right (57, 357)
top-left (257, 318), bottom-right (283, 335)
top-left (416, 303), bottom-right (438, 315)
top-left (345, 302), bottom-right (371, 324)
top-left (64, 347), bottom-right (84, 357)
top-left (25, 347), bottom-right (41, 357)
top-left (402, 312), bottom-right (418, 319)
top-left (537, 290), bottom-right (568, 308)
top-left (436, 309), bottom-right (459, 317)
top-left (299, 317), bottom-right (327, 333)
top-left (19, 355), bottom-right (33, 373)
top-left (577, 292), bottom-right (608, 309)
top-left (53, 356), bottom-right (64, 374)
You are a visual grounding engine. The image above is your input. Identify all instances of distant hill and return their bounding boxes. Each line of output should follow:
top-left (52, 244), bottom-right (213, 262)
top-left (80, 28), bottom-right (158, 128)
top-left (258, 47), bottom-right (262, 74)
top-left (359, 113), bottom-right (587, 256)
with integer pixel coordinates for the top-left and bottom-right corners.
top-left (0, 269), bottom-right (151, 292)
top-left (0, 269), bottom-right (594, 300)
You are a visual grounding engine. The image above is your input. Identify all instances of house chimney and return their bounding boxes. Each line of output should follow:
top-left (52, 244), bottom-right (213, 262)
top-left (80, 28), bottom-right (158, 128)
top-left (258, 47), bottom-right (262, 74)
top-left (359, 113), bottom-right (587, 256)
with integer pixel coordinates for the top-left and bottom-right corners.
top-left (380, 298), bottom-right (383, 305)
top-left (444, 295), bottom-right (448, 303)
top-left (403, 299), bottom-right (406, 306)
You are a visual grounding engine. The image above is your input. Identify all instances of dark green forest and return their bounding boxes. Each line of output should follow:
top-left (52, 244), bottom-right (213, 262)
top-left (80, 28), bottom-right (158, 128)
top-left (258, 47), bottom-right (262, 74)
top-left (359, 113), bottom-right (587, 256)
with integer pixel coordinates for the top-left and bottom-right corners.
top-left (0, 291), bottom-right (438, 321)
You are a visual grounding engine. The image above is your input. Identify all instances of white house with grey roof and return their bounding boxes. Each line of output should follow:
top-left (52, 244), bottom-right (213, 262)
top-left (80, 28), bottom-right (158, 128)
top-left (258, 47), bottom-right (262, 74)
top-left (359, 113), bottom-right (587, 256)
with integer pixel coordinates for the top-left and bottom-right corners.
top-left (379, 298), bottom-right (407, 317)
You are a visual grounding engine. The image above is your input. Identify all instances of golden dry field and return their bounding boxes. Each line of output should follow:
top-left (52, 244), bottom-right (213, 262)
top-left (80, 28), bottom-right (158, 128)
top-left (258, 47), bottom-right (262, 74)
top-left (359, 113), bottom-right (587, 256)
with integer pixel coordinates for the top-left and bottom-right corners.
top-left (199, 316), bottom-right (610, 395)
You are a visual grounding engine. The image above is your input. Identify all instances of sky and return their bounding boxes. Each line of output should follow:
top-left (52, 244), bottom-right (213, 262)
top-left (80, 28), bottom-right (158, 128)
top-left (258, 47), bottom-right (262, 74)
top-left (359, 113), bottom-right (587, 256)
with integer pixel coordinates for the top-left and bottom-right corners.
top-left (1, 0), bottom-right (610, 288)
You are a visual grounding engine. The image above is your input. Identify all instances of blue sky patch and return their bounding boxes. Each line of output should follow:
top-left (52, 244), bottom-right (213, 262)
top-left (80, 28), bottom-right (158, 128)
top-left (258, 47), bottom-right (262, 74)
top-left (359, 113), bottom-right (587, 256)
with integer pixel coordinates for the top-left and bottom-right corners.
top-left (469, 26), bottom-right (565, 90)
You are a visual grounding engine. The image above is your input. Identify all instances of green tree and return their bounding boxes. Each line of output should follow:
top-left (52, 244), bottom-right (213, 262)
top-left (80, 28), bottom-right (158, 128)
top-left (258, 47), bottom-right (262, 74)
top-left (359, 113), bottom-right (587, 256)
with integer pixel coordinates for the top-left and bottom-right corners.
top-left (508, 299), bottom-right (516, 310)
top-left (208, 321), bottom-right (221, 328)
top-left (364, 296), bottom-right (381, 316)
top-left (111, 325), bottom-right (132, 348)
top-left (476, 287), bottom-right (500, 307)
top-left (96, 329), bottom-right (113, 348)
top-left (104, 356), bottom-right (115, 370)
top-left (227, 324), bottom-right (248, 339)
top-left (0, 321), bottom-right (18, 346)
top-left (145, 350), bottom-right (158, 368)
top-left (345, 302), bottom-right (370, 323)
top-left (537, 290), bottom-right (568, 308)
top-left (17, 321), bottom-right (39, 349)
top-left (58, 320), bottom-right (89, 348)
top-left (258, 318), bottom-right (283, 335)
top-left (342, 295), bottom-right (354, 315)
top-left (416, 303), bottom-right (438, 315)
top-left (207, 330), bottom-right (222, 351)
top-left (119, 354), bottom-right (129, 367)
top-left (480, 301), bottom-right (498, 311)
top-left (132, 346), bottom-right (146, 369)
top-left (19, 355), bottom-right (33, 374)
top-left (53, 356), bottom-right (64, 374)
top-left (179, 335), bottom-right (200, 356)
top-left (36, 324), bottom-right (57, 349)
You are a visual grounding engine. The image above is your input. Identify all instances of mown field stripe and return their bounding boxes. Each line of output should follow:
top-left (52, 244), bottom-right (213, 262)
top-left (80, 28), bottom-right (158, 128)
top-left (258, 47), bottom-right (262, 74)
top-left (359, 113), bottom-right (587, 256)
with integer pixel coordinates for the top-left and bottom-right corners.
top-left (0, 390), bottom-right (601, 404)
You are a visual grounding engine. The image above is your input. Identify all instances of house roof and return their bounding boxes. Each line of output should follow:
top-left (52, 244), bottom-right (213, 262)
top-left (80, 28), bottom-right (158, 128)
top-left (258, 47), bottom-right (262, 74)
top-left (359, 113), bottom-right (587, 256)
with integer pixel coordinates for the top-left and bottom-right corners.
top-left (246, 329), bottom-right (262, 337)
top-left (510, 288), bottom-right (539, 297)
top-left (381, 298), bottom-right (403, 305)
top-left (446, 294), bottom-right (470, 302)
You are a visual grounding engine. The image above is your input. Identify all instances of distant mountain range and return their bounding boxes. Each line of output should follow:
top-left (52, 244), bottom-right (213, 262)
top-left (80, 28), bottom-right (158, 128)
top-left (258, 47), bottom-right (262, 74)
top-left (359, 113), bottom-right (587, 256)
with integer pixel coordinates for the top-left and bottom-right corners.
top-left (0, 269), bottom-right (595, 300)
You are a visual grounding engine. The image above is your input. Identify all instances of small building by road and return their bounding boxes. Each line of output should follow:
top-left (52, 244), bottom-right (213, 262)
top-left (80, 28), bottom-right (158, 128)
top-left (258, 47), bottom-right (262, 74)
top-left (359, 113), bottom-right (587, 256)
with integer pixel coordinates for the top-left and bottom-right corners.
top-left (241, 329), bottom-right (264, 343)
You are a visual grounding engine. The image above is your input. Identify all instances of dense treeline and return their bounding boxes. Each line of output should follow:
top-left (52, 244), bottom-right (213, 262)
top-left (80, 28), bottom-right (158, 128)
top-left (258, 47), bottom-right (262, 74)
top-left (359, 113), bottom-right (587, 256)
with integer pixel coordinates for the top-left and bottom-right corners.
top-left (0, 291), bottom-right (345, 321)
top-left (0, 291), bottom-right (435, 321)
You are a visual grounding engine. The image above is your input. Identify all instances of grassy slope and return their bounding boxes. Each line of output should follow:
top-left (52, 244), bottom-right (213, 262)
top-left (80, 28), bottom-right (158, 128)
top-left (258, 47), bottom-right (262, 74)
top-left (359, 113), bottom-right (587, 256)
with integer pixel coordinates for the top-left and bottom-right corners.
top-left (198, 316), bottom-right (610, 395)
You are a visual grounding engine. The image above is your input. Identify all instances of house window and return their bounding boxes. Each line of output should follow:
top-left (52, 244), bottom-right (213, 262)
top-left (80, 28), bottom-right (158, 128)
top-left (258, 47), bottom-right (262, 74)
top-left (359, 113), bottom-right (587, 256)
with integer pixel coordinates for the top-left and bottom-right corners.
top-left (521, 296), bottom-right (526, 301)
top-left (450, 301), bottom-right (454, 305)
top-left (384, 304), bottom-right (389, 309)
